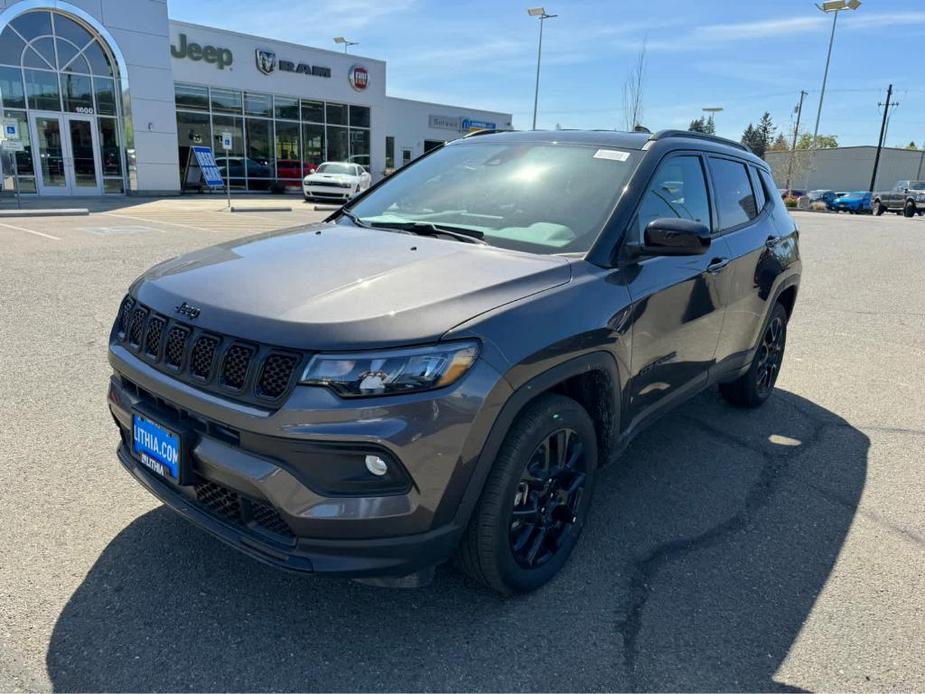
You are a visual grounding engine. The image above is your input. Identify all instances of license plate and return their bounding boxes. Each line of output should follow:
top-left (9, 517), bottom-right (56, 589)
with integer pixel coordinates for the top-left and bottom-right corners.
top-left (132, 413), bottom-right (182, 482)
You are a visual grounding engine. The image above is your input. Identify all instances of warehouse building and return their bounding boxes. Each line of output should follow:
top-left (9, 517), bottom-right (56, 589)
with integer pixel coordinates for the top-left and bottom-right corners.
top-left (765, 146), bottom-right (925, 192)
top-left (0, 0), bottom-right (511, 196)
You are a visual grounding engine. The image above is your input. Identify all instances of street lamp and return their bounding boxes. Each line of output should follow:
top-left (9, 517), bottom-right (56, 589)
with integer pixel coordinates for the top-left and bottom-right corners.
top-left (810, 0), bottom-right (861, 148)
top-left (703, 106), bottom-right (723, 132)
top-left (528, 7), bottom-right (557, 130)
top-left (333, 36), bottom-right (358, 54)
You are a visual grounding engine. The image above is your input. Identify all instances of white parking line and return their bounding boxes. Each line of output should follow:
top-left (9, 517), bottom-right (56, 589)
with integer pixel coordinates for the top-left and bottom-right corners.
top-left (103, 212), bottom-right (210, 232)
top-left (0, 221), bottom-right (61, 240)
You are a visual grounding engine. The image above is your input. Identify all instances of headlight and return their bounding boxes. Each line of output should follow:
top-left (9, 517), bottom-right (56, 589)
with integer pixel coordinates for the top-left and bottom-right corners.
top-left (301, 341), bottom-right (479, 397)
top-left (916, 193), bottom-right (925, 202)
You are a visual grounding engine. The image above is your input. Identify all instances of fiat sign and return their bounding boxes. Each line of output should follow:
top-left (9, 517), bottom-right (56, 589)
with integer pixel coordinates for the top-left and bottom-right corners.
top-left (349, 64), bottom-right (369, 91)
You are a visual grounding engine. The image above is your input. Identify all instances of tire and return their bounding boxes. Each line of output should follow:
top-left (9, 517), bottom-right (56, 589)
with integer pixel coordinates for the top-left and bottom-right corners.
top-left (904, 201), bottom-right (916, 218)
top-left (719, 302), bottom-right (788, 408)
top-left (873, 200), bottom-right (886, 216)
top-left (456, 393), bottom-right (598, 595)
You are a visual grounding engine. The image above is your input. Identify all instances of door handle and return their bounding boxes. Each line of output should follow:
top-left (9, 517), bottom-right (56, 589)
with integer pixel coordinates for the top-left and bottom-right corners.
top-left (706, 257), bottom-right (730, 274)
top-left (765, 235), bottom-right (781, 249)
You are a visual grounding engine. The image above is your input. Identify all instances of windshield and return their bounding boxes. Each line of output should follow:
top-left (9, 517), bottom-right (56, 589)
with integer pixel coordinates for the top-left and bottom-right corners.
top-left (317, 163), bottom-right (355, 175)
top-left (909, 181), bottom-right (925, 191)
top-left (345, 140), bottom-right (640, 254)
top-left (850, 191), bottom-right (868, 197)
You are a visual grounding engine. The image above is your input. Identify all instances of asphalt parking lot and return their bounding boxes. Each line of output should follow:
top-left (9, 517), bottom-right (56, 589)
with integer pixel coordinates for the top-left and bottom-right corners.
top-left (0, 201), bottom-right (923, 692)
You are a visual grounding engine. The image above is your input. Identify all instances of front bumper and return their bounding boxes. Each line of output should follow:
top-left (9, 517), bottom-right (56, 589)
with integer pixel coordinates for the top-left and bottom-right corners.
top-left (302, 183), bottom-right (353, 201)
top-left (108, 344), bottom-right (510, 577)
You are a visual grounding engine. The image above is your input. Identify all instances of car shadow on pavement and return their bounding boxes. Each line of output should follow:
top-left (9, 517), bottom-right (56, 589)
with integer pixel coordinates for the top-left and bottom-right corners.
top-left (46, 388), bottom-right (868, 692)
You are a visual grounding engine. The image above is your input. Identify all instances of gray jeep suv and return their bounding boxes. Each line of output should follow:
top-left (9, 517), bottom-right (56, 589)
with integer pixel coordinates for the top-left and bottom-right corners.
top-left (108, 129), bottom-right (800, 594)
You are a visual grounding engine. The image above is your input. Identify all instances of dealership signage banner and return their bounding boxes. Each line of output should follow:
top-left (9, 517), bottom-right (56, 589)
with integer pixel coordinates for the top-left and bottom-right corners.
top-left (255, 48), bottom-right (331, 78)
top-left (171, 33), bottom-right (233, 70)
top-left (191, 146), bottom-right (224, 187)
top-left (429, 115), bottom-right (461, 131)
top-left (462, 118), bottom-right (496, 130)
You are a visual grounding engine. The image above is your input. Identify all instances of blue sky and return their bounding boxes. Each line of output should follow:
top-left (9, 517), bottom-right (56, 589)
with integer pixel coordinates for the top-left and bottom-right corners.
top-left (169, 0), bottom-right (924, 148)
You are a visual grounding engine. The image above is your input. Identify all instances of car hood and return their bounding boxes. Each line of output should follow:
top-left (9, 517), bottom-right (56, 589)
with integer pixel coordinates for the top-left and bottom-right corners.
top-left (838, 195), bottom-right (867, 202)
top-left (305, 173), bottom-right (355, 182)
top-left (133, 223), bottom-right (572, 350)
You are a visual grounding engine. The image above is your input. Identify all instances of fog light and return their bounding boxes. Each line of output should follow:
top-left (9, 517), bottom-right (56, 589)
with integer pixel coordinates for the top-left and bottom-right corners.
top-left (365, 455), bottom-right (388, 476)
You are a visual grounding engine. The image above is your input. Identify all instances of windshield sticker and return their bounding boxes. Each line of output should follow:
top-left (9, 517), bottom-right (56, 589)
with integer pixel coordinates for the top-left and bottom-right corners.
top-left (593, 149), bottom-right (630, 162)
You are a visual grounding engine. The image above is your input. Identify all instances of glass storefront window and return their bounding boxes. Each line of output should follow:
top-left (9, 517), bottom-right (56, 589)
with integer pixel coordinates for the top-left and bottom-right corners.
top-left (212, 115), bottom-right (245, 188)
top-left (301, 99), bottom-right (323, 123)
top-left (60, 73), bottom-right (93, 112)
top-left (24, 69), bottom-right (60, 110)
top-left (326, 102), bottom-right (346, 125)
top-left (275, 120), bottom-right (300, 181)
top-left (94, 76), bottom-right (115, 115)
top-left (211, 88), bottom-right (242, 114)
top-left (244, 92), bottom-right (271, 117)
top-left (245, 118), bottom-right (273, 181)
top-left (0, 27), bottom-right (26, 66)
top-left (174, 83), bottom-right (209, 111)
top-left (385, 136), bottom-right (395, 172)
top-left (176, 110), bottom-right (210, 189)
top-left (2, 109), bottom-right (33, 176)
top-left (11, 11), bottom-right (52, 42)
top-left (302, 123), bottom-right (324, 169)
top-left (82, 40), bottom-right (112, 76)
top-left (98, 117), bottom-right (121, 176)
top-left (349, 128), bottom-right (370, 169)
top-left (52, 14), bottom-right (93, 49)
top-left (0, 66), bottom-right (26, 109)
top-left (349, 105), bottom-right (370, 128)
top-left (275, 96), bottom-right (299, 120)
top-left (327, 125), bottom-right (348, 162)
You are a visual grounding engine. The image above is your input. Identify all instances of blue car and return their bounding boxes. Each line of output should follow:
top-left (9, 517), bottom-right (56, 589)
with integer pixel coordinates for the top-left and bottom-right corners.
top-left (831, 191), bottom-right (872, 214)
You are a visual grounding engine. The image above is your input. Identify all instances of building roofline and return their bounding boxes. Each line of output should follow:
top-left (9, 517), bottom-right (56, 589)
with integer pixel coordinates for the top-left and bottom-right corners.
top-left (167, 19), bottom-right (385, 65)
top-left (384, 95), bottom-right (511, 119)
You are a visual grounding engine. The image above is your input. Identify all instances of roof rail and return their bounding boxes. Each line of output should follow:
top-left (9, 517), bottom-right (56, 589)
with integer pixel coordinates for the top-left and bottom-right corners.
top-left (649, 129), bottom-right (752, 153)
top-left (462, 128), bottom-right (505, 138)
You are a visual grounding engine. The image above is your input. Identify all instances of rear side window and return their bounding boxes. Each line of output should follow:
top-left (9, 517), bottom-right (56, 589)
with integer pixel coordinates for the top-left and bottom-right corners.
top-left (635, 155), bottom-right (711, 239)
top-left (708, 157), bottom-right (758, 230)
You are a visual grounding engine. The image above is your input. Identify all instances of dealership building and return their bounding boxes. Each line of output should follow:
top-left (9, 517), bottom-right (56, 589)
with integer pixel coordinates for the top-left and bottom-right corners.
top-left (0, 0), bottom-right (512, 196)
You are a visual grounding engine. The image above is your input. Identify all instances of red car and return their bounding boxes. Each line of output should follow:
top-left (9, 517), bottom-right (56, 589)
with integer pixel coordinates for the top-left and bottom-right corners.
top-left (276, 160), bottom-right (316, 180)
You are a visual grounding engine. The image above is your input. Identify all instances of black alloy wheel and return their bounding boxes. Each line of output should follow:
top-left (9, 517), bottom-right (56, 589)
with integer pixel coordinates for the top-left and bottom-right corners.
top-left (456, 393), bottom-right (598, 594)
top-left (509, 428), bottom-right (588, 569)
top-left (755, 312), bottom-right (786, 398)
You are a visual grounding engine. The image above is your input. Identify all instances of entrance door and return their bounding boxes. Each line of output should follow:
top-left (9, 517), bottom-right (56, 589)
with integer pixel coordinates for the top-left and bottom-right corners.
top-left (30, 114), bottom-right (102, 195)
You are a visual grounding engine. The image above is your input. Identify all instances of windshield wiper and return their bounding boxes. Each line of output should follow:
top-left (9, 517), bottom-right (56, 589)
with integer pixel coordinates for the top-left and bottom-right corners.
top-left (338, 208), bottom-right (371, 228)
top-left (367, 220), bottom-right (487, 244)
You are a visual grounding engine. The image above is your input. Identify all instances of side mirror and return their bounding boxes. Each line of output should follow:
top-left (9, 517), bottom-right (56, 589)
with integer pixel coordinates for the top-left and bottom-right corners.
top-left (642, 218), bottom-right (711, 256)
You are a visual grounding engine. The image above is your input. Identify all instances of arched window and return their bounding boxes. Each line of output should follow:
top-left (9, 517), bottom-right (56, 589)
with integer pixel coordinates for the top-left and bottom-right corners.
top-left (0, 9), bottom-right (125, 193)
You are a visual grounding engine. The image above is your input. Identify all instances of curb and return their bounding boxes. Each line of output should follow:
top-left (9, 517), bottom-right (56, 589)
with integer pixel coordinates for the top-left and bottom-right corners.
top-left (226, 206), bottom-right (292, 213)
top-left (0, 208), bottom-right (90, 217)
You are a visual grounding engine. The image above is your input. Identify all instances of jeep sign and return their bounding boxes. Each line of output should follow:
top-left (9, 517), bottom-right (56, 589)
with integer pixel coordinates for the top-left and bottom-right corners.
top-left (170, 34), bottom-right (233, 70)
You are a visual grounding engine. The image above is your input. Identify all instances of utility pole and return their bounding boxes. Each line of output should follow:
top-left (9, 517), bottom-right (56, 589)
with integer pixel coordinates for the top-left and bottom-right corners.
top-left (869, 84), bottom-right (894, 193)
top-left (785, 90), bottom-right (808, 193)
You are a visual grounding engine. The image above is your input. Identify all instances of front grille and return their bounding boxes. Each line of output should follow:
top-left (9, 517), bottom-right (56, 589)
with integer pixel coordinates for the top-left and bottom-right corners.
top-left (118, 296), bottom-right (134, 336)
top-left (128, 306), bottom-right (148, 347)
top-left (194, 480), bottom-right (294, 541)
top-left (221, 344), bottom-right (254, 391)
top-left (165, 325), bottom-right (189, 368)
top-left (115, 300), bottom-right (303, 405)
top-left (143, 316), bottom-right (166, 358)
top-left (258, 353), bottom-right (299, 399)
top-left (309, 180), bottom-right (350, 188)
top-left (189, 335), bottom-right (219, 380)
top-left (195, 481), bottom-right (241, 521)
top-left (251, 500), bottom-right (295, 538)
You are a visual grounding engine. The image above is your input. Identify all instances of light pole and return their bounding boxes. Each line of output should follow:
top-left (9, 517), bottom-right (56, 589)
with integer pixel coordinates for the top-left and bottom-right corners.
top-left (528, 7), bottom-right (557, 130)
top-left (703, 106), bottom-right (723, 133)
top-left (333, 36), bottom-right (358, 54)
top-left (810, 0), bottom-right (861, 148)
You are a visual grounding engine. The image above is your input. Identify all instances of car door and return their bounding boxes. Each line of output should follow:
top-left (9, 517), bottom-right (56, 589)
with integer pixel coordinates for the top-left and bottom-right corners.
top-left (889, 181), bottom-right (908, 210)
top-left (624, 153), bottom-right (731, 426)
top-left (712, 158), bottom-right (798, 373)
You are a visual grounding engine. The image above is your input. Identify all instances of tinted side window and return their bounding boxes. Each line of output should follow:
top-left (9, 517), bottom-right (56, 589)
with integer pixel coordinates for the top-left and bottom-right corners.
top-left (636, 155), bottom-right (711, 238)
top-left (709, 157), bottom-right (758, 230)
